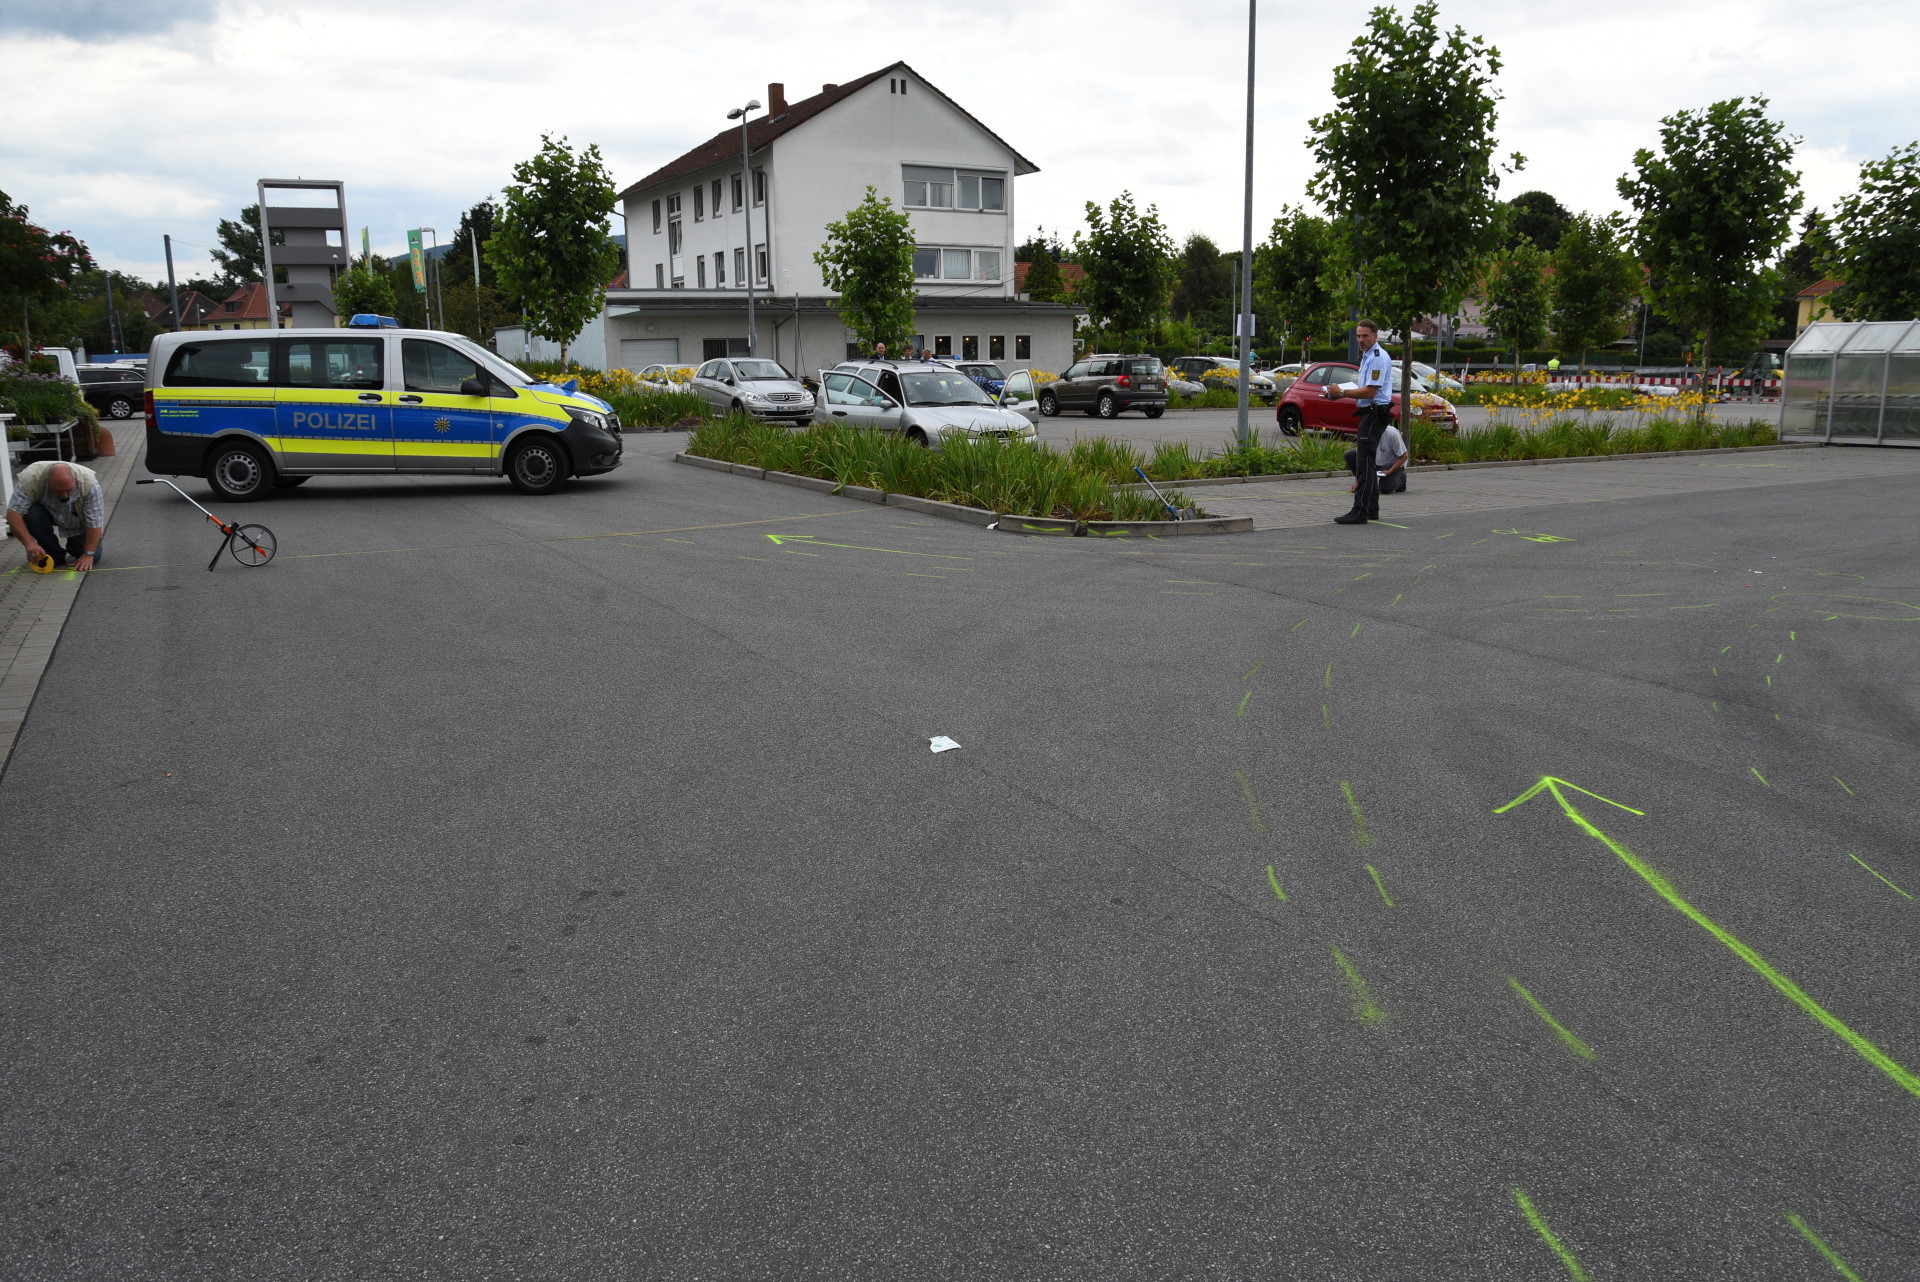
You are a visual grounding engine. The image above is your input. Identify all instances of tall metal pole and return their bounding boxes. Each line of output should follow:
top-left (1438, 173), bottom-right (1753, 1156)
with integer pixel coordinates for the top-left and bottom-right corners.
top-left (104, 270), bottom-right (123, 353)
top-left (425, 228), bottom-right (445, 332)
top-left (472, 221), bottom-right (483, 340)
top-left (1235, 0), bottom-right (1257, 448)
top-left (730, 99), bottom-right (763, 357)
top-left (164, 235), bottom-right (182, 332)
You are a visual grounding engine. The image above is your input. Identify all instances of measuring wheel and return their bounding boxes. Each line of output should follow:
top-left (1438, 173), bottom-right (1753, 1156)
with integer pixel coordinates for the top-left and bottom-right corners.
top-left (228, 524), bottom-right (277, 567)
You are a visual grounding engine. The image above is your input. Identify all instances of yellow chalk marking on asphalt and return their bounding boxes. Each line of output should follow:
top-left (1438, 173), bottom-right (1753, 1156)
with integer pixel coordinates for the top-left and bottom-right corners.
top-left (1365, 864), bottom-right (1394, 906)
top-left (1324, 663), bottom-right (1334, 689)
top-left (1328, 945), bottom-right (1387, 1023)
top-left (1350, 622), bottom-right (1363, 638)
top-left (1265, 865), bottom-right (1288, 902)
top-left (1498, 776), bottom-right (1920, 1100)
top-left (1390, 593), bottom-right (1402, 605)
top-left (1340, 781), bottom-right (1372, 847)
top-left (780, 550), bottom-right (820, 556)
top-left (1721, 646), bottom-right (1734, 653)
top-left (1292, 618), bottom-right (1310, 631)
top-left (766, 532), bottom-right (970, 560)
top-left (1322, 704), bottom-right (1330, 729)
top-left (1848, 853), bottom-right (1912, 900)
top-left (1236, 691), bottom-right (1253, 718)
top-left (1506, 976), bottom-right (1596, 1060)
top-left (1750, 766), bottom-right (1769, 786)
top-left (1235, 772), bottom-right (1267, 832)
top-left (1243, 661), bottom-right (1265, 680)
top-left (1833, 776), bottom-right (1854, 796)
top-left (1785, 1212), bottom-right (1866, 1281)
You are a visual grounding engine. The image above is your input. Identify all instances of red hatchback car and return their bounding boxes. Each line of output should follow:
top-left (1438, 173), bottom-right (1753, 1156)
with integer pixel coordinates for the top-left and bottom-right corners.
top-left (1275, 361), bottom-right (1459, 436)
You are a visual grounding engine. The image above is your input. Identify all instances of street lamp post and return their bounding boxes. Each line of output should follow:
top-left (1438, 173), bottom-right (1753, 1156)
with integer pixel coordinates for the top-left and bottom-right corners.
top-left (1235, 0), bottom-right (1257, 448)
top-left (728, 98), bottom-right (763, 356)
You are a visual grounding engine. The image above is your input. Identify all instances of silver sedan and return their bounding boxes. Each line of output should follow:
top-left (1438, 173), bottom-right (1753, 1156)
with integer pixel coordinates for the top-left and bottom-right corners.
top-left (690, 357), bottom-right (815, 424)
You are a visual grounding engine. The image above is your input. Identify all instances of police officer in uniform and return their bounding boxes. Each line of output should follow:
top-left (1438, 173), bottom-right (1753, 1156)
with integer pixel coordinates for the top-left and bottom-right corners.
top-left (1324, 318), bottom-right (1393, 525)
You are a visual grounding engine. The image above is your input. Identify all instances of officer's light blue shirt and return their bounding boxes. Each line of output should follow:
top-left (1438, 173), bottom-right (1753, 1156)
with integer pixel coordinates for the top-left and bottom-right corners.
top-left (1357, 343), bottom-right (1394, 407)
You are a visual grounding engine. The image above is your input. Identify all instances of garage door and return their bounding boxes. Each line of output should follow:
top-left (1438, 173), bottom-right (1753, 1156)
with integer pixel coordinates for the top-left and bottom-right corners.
top-left (619, 338), bottom-right (680, 369)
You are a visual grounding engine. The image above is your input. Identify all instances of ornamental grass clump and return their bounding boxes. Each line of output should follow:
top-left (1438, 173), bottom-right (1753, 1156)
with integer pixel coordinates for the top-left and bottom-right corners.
top-left (1406, 415), bottom-right (1776, 464)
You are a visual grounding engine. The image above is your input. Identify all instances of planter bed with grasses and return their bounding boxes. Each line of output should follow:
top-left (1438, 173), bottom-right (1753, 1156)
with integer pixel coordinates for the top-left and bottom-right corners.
top-left (681, 417), bottom-right (1259, 535)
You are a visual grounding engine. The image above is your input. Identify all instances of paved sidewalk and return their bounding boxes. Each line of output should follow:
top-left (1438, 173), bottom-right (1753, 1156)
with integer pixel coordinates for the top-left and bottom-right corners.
top-left (0, 422), bottom-right (142, 770)
top-left (1194, 445), bottom-right (1920, 529)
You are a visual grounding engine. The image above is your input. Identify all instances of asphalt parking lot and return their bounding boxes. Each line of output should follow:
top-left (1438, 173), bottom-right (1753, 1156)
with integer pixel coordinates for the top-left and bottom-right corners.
top-left (2, 432), bottom-right (1915, 1279)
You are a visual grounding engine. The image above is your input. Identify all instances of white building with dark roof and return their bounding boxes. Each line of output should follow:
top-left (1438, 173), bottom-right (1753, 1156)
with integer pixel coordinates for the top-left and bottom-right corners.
top-left (530, 62), bottom-right (1083, 377)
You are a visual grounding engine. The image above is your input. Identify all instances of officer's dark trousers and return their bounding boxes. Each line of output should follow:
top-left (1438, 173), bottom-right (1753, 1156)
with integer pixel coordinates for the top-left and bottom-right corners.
top-left (1347, 405), bottom-right (1389, 518)
top-left (21, 502), bottom-right (101, 565)
top-left (1345, 447), bottom-right (1406, 495)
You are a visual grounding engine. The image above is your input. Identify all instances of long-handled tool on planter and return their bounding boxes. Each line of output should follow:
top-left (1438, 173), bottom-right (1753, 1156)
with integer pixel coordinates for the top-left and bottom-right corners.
top-left (1133, 466), bottom-right (1193, 520)
top-left (136, 479), bottom-right (278, 571)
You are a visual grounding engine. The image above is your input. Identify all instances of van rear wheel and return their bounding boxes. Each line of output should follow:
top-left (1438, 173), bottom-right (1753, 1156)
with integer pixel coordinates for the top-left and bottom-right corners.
top-left (206, 441), bottom-right (273, 503)
top-left (506, 436), bottom-right (569, 495)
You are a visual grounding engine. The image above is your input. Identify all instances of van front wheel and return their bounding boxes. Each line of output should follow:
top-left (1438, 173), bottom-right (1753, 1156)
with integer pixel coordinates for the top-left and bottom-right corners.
top-left (506, 436), bottom-right (569, 495)
top-left (207, 441), bottom-right (274, 503)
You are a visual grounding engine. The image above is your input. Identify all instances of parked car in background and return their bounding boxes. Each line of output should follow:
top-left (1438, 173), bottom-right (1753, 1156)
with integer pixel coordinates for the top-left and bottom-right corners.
top-left (1168, 356), bottom-right (1279, 403)
top-left (826, 360), bottom-right (1037, 447)
top-left (690, 357), bottom-right (814, 424)
top-left (1037, 354), bottom-right (1168, 419)
top-left (1166, 375), bottom-right (1206, 397)
top-left (1275, 361), bottom-right (1458, 436)
top-left (1404, 361), bottom-right (1464, 395)
top-left (951, 361), bottom-right (1007, 395)
top-left (76, 363), bottom-right (146, 419)
top-left (635, 363), bottom-right (695, 391)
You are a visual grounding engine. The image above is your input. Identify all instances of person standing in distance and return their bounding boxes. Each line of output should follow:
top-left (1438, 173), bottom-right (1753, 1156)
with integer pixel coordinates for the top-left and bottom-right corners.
top-left (1324, 318), bottom-right (1393, 524)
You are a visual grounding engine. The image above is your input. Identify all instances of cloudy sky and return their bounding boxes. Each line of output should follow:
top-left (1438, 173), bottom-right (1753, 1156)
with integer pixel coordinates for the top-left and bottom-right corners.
top-left (2, 0), bottom-right (1910, 286)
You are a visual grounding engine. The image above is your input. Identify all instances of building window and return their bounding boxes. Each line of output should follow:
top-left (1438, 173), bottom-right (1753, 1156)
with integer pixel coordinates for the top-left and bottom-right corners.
top-left (668, 219), bottom-right (682, 256)
top-left (666, 193), bottom-right (680, 217)
top-left (934, 335), bottom-right (952, 356)
top-left (655, 263), bottom-right (665, 289)
top-left (912, 247), bottom-right (1004, 282)
top-left (714, 252), bottom-right (725, 286)
top-left (962, 335), bottom-right (979, 361)
top-left (694, 185), bottom-right (704, 221)
top-left (755, 244), bottom-right (768, 282)
top-left (712, 179), bottom-right (722, 214)
top-left (652, 199), bottom-right (661, 233)
top-left (1015, 335), bottom-right (1031, 360)
top-left (734, 247), bottom-right (745, 285)
top-left (732, 174), bottom-right (743, 212)
top-left (696, 255), bottom-right (707, 288)
top-left (990, 335), bottom-right (1005, 360)
top-left (903, 167), bottom-right (1005, 211)
top-left (753, 169), bottom-right (766, 206)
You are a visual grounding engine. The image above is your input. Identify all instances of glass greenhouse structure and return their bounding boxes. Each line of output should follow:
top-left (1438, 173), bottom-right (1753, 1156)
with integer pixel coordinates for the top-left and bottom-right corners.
top-left (1781, 320), bottom-right (1920, 444)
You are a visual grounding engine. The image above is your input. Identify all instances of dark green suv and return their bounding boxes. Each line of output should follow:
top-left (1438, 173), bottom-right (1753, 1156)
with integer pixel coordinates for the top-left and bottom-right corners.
top-left (1038, 354), bottom-right (1168, 419)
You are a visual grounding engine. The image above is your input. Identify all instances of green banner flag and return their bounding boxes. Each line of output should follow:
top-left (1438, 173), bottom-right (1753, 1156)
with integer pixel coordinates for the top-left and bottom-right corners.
top-left (407, 230), bottom-right (427, 293)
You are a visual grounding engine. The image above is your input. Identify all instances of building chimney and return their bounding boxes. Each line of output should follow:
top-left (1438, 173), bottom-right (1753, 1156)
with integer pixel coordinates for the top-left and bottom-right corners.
top-left (768, 83), bottom-right (786, 115)
top-left (822, 83), bottom-right (839, 95)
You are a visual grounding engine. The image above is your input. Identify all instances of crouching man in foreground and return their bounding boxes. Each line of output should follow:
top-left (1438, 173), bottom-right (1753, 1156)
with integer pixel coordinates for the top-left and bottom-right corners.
top-left (7, 461), bottom-right (104, 570)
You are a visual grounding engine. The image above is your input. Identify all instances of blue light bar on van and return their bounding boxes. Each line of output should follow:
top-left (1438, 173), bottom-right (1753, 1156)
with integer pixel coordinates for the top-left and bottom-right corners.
top-left (347, 314), bottom-right (400, 328)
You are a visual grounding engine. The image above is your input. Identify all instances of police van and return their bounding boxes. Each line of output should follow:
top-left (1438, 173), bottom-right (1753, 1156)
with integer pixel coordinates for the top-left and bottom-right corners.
top-left (143, 319), bottom-right (624, 500)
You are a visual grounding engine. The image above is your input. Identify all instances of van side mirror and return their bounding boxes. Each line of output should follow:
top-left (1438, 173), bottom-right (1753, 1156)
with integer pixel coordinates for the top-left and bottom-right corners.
top-left (460, 376), bottom-right (488, 396)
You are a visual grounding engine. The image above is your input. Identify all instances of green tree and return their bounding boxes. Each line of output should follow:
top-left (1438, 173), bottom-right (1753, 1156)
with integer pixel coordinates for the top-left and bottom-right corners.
top-left (1023, 250), bottom-right (1069, 303)
top-left (1308, 2), bottom-right (1515, 409)
top-left (446, 198), bottom-right (501, 291)
top-left (1481, 239), bottom-right (1552, 366)
top-left (1016, 230), bottom-right (1070, 263)
top-left (1771, 209), bottom-right (1831, 337)
top-left (1169, 232), bottom-right (1234, 333)
top-left (333, 255), bottom-right (399, 320)
top-left (1505, 191), bottom-right (1572, 252)
top-left (1257, 205), bottom-right (1345, 354)
top-left (814, 186), bottom-right (917, 354)
top-left (0, 190), bottom-right (93, 351)
top-left (1617, 96), bottom-right (1802, 369)
top-left (1550, 213), bottom-right (1639, 363)
top-left (1821, 141), bottom-right (1920, 323)
top-left (1073, 191), bottom-right (1175, 348)
top-left (210, 203), bottom-right (285, 287)
top-left (487, 134), bottom-right (621, 365)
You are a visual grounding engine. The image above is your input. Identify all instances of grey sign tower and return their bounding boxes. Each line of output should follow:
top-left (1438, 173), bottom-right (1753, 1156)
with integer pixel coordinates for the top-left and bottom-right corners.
top-left (257, 179), bottom-right (348, 329)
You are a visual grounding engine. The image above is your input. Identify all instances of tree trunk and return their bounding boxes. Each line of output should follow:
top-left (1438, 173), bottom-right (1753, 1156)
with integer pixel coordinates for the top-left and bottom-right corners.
top-left (1401, 316), bottom-right (1414, 428)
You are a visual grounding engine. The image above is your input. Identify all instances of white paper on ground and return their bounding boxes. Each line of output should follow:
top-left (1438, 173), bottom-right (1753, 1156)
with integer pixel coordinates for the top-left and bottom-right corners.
top-left (929, 736), bottom-right (962, 753)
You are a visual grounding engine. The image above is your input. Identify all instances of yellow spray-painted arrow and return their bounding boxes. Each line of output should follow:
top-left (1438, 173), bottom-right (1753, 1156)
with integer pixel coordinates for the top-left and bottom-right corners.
top-left (764, 533), bottom-right (971, 560)
top-left (1495, 776), bottom-right (1920, 1101)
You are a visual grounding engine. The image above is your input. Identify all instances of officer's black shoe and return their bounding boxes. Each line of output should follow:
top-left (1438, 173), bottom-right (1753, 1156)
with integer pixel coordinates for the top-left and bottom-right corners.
top-left (1334, 512), bottom-right (1368, 525)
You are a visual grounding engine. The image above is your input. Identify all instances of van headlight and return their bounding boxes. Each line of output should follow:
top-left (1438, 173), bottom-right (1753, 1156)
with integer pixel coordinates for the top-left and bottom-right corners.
top-left (564, 406), bottom-right (609, 432)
